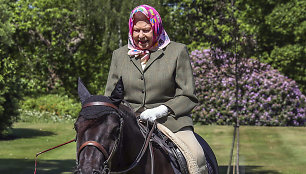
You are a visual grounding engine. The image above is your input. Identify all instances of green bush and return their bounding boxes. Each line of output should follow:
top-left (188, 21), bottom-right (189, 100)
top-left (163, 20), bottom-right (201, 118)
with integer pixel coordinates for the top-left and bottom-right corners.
top-left (19, 94), bottom-right (81, 122)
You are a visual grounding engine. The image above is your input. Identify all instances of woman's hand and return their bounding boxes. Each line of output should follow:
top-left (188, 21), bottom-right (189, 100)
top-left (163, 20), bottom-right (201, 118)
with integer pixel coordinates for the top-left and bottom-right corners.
top-left (140, 105), bottom-right (168, 123)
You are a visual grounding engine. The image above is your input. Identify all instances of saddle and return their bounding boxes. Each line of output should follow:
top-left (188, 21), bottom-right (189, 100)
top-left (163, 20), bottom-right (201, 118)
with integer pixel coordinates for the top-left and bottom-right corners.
top-left (139, 122), bottom-right (189, 174)
top-left (139, 122), bottom-right (219, 174)
top-left (129, 102), bottom-right (218, 174)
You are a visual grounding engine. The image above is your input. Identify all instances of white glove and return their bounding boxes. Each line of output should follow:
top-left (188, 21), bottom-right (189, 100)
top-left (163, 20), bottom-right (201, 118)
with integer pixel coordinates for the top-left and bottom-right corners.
top-left (140, 105), bottom-right (169, 123)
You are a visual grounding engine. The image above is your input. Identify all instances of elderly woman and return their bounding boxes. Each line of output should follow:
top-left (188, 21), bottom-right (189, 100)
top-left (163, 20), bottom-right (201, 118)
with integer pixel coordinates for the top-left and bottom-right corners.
top-left (105, 4), bottom-right (206, 173)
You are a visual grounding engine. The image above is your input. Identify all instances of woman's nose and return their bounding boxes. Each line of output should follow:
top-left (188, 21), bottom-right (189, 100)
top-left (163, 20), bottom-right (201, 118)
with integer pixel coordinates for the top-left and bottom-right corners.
top-left (139, 31), bottom-right (144, 38)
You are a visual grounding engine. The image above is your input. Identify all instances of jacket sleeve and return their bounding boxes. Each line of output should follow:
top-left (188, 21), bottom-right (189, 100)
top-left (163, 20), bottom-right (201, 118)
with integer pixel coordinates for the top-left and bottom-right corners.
top-left (164, 45), bottom-right (199, 117)
top-left (104, 50), bottom-right (119, 96)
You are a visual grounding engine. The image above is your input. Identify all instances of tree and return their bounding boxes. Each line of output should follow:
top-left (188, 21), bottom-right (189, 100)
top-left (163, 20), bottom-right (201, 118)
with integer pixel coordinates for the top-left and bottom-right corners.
top-left (13, 0), bottom-right (81, 95)
top-left (0, 0), bottom-right (21, 135)
top-left (264, 0), bottom-right (306, 94)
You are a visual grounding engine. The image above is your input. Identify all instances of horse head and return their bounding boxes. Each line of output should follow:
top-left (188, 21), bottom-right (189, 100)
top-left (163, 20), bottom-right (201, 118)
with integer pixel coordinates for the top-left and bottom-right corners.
top-left (74, 78), bottom-right (124, 174)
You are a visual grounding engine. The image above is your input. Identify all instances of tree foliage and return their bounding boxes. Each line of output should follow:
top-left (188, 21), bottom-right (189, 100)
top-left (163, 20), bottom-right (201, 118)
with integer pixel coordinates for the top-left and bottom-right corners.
top-left (10, 0), bottom-right (304, 95)
top-left (1, 0), bottom-right (166, 134)
top-left (0, 0), bottom-right (305, 133)
top-left (0, 0), bottom-right (20, 135)
top-left (166, 0), bottom-right (305, 94)
top-left (11, 0), bottom-right (164, 96)
top-left (264, 0), bottom-right (306, 93)
top-left (13, 0), bottom-right (82, 94)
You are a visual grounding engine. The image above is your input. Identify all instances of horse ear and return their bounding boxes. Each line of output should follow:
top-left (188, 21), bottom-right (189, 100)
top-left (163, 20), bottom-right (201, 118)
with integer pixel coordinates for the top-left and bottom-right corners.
top-left (109, 77), bottom-right (124, 106)
top-left (78, 77), bottom-right (91, 104)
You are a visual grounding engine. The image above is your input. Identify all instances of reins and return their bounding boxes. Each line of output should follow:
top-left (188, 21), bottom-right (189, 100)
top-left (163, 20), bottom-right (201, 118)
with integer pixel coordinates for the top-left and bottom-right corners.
top-left (34, 138), bottom-right (76, 174)
top-left (34, 101), bottom-right (155, 174)
top-left (111, 121), bottom-right (156, 174)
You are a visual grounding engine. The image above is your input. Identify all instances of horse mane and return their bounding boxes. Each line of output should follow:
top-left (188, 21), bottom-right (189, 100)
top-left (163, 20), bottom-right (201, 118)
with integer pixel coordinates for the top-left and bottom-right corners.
top-left (118, 100), bottom-right (137, 118)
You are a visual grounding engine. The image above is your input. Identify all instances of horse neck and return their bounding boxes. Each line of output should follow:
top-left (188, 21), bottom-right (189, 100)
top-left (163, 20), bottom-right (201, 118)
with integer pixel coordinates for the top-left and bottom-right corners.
top-left (111, 110), bottom-right (145, 169)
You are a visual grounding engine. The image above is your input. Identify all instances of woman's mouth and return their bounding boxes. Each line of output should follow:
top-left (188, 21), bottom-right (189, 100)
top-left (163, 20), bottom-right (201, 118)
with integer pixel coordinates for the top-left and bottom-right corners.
top-left (138, 40), bottom-right (148, 45)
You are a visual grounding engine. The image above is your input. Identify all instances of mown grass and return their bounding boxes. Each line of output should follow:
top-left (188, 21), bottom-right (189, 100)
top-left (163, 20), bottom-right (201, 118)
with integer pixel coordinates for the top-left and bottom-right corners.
top-left (0, 122), bottom-right (305, 174)
top-left (0, 122), bottom-right (76, 174)
top-left (195, 125), bottom-right (306, 174)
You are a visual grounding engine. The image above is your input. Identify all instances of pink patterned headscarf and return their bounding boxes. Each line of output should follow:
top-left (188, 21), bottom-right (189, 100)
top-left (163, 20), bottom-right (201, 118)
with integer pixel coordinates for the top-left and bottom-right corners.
top-left (128, 5), bottom-right (170, 57)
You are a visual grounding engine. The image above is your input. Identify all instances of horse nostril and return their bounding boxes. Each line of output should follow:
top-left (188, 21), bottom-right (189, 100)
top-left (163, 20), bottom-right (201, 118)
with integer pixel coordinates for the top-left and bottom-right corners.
top-left (92, 169), bottom-right (101, 174)
top-left (74, 168), bottom-right (81, 174)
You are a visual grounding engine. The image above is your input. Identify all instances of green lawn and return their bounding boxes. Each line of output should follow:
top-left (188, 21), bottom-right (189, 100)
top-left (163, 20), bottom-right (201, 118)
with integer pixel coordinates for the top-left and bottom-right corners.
top-left (0, 122), bottom-right (305, 174)
top-left (195, 125), bottom-right (306, 174)
top-left (0, 122), bottom-right (76, 174)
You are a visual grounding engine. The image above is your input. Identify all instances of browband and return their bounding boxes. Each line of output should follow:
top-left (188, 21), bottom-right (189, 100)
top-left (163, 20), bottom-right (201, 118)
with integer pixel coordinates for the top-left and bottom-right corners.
top-left (82, 102), bottom-right (118, 110)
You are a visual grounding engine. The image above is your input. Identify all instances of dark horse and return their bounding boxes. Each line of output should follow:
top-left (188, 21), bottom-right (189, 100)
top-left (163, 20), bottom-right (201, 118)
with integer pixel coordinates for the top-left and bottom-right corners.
top-left (74, 78), bottom-right (218, 174)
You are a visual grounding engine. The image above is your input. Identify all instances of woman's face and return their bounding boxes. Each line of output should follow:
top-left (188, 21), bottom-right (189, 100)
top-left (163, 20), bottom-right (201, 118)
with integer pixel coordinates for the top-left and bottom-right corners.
top-left (133, 20), bottom-right (153, 50)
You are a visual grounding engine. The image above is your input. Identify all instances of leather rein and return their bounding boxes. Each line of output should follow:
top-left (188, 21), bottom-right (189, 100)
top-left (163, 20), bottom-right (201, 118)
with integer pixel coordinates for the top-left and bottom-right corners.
top-left (34, 101), bottom-right (155, 174)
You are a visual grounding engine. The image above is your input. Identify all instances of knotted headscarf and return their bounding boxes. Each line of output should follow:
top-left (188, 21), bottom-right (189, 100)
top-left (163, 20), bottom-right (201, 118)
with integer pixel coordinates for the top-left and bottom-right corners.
top-left (128, 5), bottom-right (170, 63)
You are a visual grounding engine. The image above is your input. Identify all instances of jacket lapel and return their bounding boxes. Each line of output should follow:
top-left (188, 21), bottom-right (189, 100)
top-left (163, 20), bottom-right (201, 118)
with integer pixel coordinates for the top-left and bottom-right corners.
top-left (144, 49), bottom-right (164, 72)
top-left (129, 56), bottom-right (143, 74)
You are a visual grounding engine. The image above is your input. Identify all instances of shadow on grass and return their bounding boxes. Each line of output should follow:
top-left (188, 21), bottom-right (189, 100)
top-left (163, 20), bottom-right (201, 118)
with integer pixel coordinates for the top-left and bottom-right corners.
top-left (0, 160), bottom-right (283, 174)
top-left (0, 128), bottom-right (55, 141)
top-left (0, 159), bottom-right (75, 174)
top-left (219, 165), bottom-right (280, 174)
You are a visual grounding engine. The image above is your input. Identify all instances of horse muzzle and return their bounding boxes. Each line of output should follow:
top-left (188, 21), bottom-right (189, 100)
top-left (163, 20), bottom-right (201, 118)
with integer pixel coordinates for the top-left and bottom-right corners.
top-left (74, 168), bottom-right (108, 174)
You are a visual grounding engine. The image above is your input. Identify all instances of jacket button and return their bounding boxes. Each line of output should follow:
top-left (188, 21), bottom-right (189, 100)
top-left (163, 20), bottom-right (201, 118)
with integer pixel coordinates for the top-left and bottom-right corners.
top-left (142, 90), bottom-right (145, 93)
top-left (140, 76), bottom-right (144, 80)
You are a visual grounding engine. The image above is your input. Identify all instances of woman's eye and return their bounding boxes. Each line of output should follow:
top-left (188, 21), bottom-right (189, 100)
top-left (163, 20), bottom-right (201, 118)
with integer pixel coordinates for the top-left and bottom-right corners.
top-left (134, 30), bottom-right (140, 33)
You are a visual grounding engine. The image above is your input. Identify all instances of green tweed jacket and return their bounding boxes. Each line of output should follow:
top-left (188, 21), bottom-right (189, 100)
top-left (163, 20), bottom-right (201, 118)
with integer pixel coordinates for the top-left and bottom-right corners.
top-left (105, 41), bottom-right (198, 132)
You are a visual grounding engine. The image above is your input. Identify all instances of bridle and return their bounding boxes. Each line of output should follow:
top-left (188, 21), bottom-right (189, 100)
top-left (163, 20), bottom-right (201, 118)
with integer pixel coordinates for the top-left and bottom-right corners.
top-left (75, 101), bottom-right (155, 174)
top-left (76, 101), bottom-right (123, 174)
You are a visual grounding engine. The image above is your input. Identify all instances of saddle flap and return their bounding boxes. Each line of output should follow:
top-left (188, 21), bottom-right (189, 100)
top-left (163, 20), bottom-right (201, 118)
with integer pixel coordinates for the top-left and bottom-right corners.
top-left (151, 126), bottom-right (189, 174)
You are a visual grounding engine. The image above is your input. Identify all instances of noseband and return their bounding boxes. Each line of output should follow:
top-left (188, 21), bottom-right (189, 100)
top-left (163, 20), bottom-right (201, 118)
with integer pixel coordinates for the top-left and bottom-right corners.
top-left (76, 102), bottom-right (123, 174)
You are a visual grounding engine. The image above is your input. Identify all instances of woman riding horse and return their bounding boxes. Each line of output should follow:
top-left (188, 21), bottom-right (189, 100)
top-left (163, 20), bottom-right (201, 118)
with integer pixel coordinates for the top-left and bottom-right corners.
top-left (75, 78), bottom-right (218, 174)
top-left (105, 4), bottom-right (207, 173)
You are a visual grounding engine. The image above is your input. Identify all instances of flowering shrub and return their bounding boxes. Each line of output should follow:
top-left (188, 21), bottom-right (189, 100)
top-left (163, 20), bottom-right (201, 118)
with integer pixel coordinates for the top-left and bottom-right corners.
top-left (190, 49), bottom-right (306, 126)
